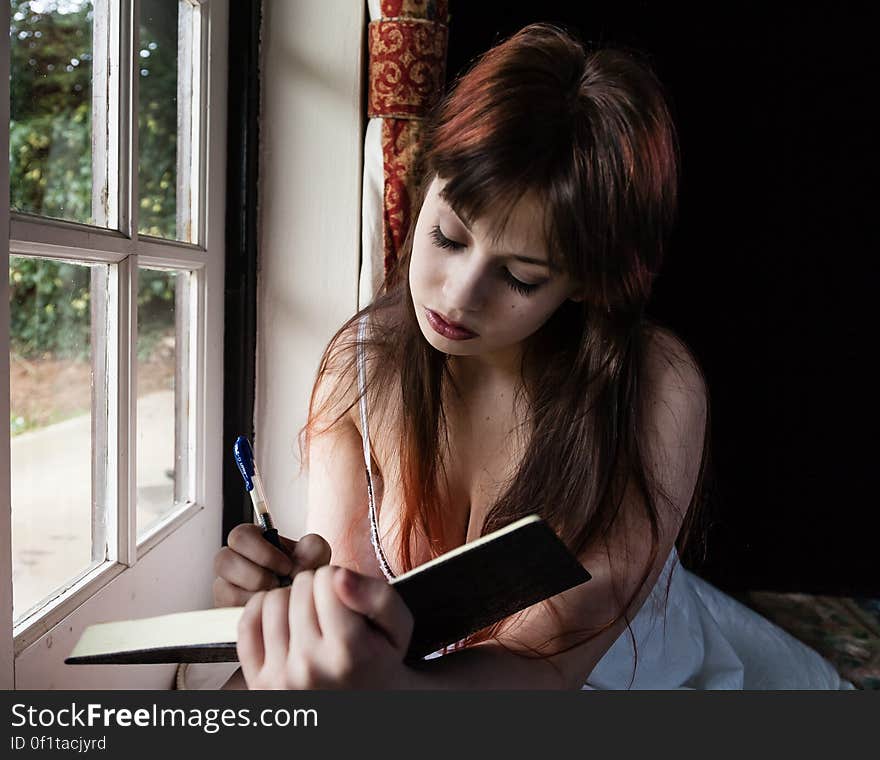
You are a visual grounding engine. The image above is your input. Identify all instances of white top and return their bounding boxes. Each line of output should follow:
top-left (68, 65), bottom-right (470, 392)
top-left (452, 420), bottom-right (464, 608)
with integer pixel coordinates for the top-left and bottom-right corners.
top-left (355, 315), bottom-right (853, 689)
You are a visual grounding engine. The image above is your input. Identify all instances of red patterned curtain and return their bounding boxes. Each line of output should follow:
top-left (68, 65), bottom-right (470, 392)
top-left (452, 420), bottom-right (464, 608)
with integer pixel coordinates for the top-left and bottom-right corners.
top-left (365, 0), bottom-right (449, 293)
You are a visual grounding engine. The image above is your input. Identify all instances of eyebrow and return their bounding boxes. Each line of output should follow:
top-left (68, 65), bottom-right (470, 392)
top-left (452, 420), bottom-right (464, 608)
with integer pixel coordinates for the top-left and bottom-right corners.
top-left (443, 207), bottom-right (554, 270)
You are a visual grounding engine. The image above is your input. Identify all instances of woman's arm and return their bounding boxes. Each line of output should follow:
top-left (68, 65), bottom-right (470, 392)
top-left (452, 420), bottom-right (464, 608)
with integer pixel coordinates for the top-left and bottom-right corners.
top-left (302, 403), bottom-right (382, 576)
top-left (300, 325), bottom-right (387, 576)
top-left (213, 320), bottom-right (375, 611)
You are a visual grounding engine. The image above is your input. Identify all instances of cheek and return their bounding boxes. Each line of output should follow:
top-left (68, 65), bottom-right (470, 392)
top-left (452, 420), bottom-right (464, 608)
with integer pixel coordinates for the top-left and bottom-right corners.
top-left (503, 295), bottom-right (567, 336)
top-left (408, 243), bottom-right (424, 290)
top-left (486, 304), bottom-right (537, 342)
top-left (409, 240), bottom-right (441, 292)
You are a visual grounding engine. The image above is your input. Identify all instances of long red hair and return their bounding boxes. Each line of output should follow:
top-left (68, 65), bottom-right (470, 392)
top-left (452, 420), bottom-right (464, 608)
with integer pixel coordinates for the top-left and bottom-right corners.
top-left (299, 24), bottom-right (711, 674)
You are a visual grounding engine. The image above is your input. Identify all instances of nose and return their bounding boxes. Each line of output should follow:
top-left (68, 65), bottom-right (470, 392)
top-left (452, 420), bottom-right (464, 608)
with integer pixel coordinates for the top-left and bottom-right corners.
top-left (441, 250), bottom-right (489, 314)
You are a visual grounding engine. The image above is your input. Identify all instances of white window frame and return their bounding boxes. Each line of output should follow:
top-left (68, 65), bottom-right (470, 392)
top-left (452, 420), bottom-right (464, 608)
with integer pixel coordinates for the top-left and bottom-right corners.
top-left (1, 0), bottom-right (228, 689)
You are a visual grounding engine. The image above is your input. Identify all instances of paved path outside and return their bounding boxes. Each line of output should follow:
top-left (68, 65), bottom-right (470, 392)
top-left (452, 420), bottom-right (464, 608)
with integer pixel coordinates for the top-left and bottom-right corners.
top-left (11, 390), bottom-right (178, 620)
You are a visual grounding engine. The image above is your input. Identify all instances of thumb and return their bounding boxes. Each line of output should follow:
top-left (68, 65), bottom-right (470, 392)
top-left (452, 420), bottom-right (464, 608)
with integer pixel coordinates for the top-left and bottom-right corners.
top-left (334, 568), bottom-right (414, 653)
top-left (282, 533), bottom-right (332, 571)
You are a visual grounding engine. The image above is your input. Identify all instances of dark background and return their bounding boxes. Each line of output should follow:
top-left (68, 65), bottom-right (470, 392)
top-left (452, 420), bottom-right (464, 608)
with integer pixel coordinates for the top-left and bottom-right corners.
top-left (444, 3), bottom-right (878, 596)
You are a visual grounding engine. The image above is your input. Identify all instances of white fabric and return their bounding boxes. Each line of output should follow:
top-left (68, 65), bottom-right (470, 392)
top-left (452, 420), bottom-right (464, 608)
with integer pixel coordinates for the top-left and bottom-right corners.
top-left (359, 0), bottom-right (385, 309)
top-left (355, 317), bottom-right (855, 690)
top-left (359, 118), bottom-right (385, 309)
top-left (582, 548), bottom-right (854, 689)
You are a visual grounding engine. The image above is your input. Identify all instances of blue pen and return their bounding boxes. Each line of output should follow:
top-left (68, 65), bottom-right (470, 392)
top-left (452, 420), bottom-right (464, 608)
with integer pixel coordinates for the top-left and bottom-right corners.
top-left (233, 435), bottom-right (292, 587)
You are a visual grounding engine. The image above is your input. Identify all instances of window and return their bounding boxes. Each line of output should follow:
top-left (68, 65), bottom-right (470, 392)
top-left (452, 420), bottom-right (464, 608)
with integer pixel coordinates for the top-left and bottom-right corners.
top-left (2, 0), bottom-right (228, 688)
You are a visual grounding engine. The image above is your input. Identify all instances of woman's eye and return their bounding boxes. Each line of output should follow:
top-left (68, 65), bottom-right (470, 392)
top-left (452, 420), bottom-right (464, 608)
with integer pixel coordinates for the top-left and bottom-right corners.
top-left (503, 272), bottom-right (543, 296)
top-left (430, 224), bottom-right (544, 297)
top-left (429, 225), bottom-right (465, 250)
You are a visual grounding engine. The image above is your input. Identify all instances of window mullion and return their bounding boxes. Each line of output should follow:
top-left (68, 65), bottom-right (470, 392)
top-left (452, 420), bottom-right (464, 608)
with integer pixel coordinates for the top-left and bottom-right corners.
top-left (174, 272), bottom-right (193, 504)
top-left (90, 265), bottom-right (110, 565)
top-left (126, 0), bottom-right (139, 243)
top-left (111, 256), bottom-right (138, 567)
top-left (195, 3), bottom-right (209, 247)
top-left (122, 0), bottom-right (140, 562)
top-left (177, 2), bottom-right (196, 243)
top-left (91, 0), bottom-right (110, 228)
top-left (92, 0), bottom-right (129, 235)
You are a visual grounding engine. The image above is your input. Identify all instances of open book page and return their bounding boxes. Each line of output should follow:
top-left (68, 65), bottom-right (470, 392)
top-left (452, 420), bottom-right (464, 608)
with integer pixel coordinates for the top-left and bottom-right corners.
top-left (68, 607), bottom-right (243, 664)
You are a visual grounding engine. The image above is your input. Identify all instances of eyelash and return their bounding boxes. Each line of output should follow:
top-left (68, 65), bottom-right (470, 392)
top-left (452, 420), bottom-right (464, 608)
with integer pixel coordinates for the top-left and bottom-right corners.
top-left (428, 225), bottom-right (543, 296)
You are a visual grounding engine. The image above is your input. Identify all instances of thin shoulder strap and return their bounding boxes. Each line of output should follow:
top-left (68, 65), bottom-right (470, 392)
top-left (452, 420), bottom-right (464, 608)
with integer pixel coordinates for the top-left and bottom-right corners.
top-left (357, 315), bottom-right (396, 580)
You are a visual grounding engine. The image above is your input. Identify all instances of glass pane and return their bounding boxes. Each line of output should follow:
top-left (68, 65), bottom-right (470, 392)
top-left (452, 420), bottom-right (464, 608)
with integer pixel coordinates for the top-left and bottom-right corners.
top-left (138, 0), bottom-right (199, 242)
top-left (137, 268), bottom-right (190, 538)
top-left (9, 255), bottom-right (106, 621)
top-left (9, 0), bottom-right (97, 225)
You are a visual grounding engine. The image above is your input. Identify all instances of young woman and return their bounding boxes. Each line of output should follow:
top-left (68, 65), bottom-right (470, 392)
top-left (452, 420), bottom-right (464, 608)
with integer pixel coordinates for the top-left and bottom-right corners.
top-left (212, 24), bottom-right (850, 689)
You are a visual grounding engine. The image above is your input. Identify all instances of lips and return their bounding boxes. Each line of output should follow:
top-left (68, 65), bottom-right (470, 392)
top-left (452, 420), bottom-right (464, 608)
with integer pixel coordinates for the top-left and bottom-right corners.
top-left (425, 309), bottom-right (478, 340)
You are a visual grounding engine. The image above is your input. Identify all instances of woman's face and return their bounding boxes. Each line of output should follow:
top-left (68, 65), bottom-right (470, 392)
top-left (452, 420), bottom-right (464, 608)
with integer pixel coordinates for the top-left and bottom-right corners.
top-left (409, 176), bottom-right (583, 372)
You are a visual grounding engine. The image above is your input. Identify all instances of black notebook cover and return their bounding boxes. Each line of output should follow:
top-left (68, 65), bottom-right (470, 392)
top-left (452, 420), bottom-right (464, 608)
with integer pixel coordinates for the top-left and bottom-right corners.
top-left (394, 515), bottom-right (591, 661)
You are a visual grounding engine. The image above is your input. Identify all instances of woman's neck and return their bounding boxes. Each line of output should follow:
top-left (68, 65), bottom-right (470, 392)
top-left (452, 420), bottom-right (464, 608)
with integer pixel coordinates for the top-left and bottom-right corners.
top-left (444, 356), bottom-right (529, 425)
top-left (446, 347), bottom-right (524, 392)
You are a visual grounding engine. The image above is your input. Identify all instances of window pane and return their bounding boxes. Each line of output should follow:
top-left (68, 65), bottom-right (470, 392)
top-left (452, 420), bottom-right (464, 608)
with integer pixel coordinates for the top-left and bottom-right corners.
top-left (138, 0), bottom-right (200, 243)
top-left (9, 0), bottom-right (98, 225)
top-left (9, 255), bottom-right (107, 621)
top-left (137, 267), bottom-right (191, 539)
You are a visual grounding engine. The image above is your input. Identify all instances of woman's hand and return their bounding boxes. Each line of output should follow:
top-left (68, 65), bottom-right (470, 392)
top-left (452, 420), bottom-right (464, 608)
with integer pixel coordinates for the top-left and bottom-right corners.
top-left (213, 525), bottom-right (331, 607)
top-left (236, 565), bottom-right (415, 689)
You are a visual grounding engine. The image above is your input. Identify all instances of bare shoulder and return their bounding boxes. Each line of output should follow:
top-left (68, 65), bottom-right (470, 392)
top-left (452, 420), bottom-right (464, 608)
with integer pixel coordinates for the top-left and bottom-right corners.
top-left (309, 316), bottom-right (367, 432)
top-left (641, 324), bottom-right (708, 418)
top-left (638, 325), bottom-right (708, 512)
top-left (310, 310), bottom-right (399, 432)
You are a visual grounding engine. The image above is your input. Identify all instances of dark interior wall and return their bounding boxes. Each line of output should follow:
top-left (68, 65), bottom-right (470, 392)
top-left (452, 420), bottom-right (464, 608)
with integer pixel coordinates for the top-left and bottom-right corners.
top-left (444, 3), bottom-right (878, 596)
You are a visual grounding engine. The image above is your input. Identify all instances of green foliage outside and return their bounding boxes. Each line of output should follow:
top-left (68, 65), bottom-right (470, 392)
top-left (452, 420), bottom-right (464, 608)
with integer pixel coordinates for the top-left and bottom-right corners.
top-left (8, 0), bottom-right (181, 358)
top-left (9, 0), bottom-right (93, 223)
top-left (137, 0), bottom-right (180, 239)
top-left (9, 256), bottom-right (91, 357)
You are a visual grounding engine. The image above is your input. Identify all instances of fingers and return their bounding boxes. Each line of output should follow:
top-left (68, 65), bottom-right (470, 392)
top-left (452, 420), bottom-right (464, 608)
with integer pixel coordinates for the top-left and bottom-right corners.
top-left (333, 569), bottom-right (414, 653)
top-left (289, 570), bottom-right (321, 653)
top-left (238, 570), bottom-right (408, 689)
top-left (312, 566), bottom-right (363, 647)
top-left (288, 533), bottom-right (332, 572)
top-left (260, 588), bottom-right (292, 674)
top-left (237, 592), bottom-right (266, 686)
top-left (227, 524), bottom-right (294, 577)
top-left (214, 528), bottom-right (334, 615)
top-left (213, 576), bottom-right (259, 607)
top-left (237, 579), bottom-right (321, 689)
top-left (213, 546), bottom-right (283, 593)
